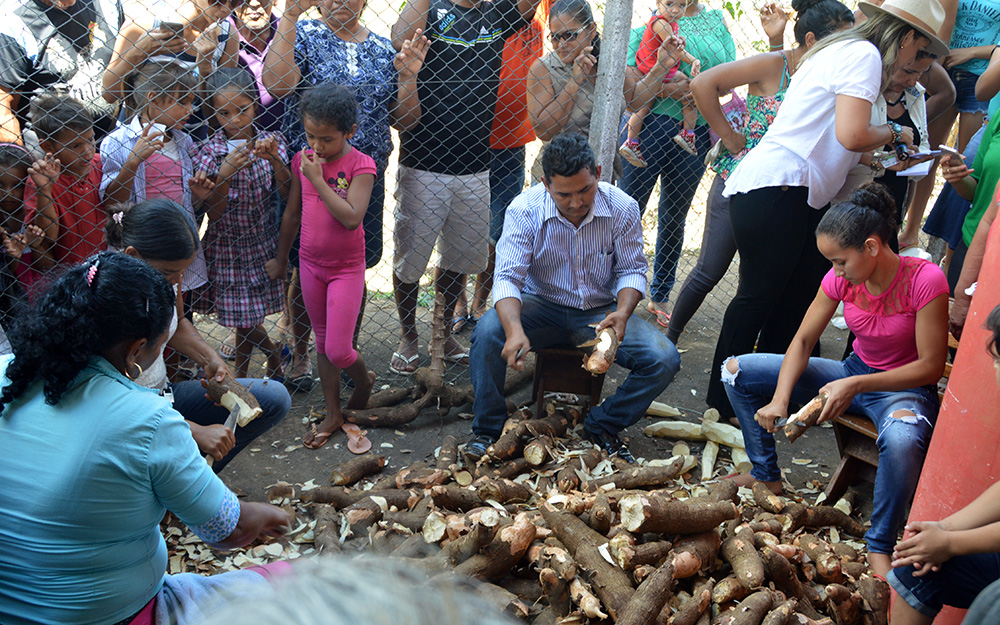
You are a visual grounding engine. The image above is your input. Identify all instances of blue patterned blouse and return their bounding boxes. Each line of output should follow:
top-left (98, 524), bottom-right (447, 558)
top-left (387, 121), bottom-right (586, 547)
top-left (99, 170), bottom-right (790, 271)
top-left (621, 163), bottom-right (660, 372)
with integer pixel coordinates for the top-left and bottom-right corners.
top-left (283, 21), bottom-right (398, 168)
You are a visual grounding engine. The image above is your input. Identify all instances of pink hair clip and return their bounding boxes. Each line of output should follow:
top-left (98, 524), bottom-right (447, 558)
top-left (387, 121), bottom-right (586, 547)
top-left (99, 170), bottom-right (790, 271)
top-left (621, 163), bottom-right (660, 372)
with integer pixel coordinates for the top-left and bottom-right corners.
top-left (86, 260), bottom-right (99, 287)
top-left (112, 212), bottom-right (124, 225)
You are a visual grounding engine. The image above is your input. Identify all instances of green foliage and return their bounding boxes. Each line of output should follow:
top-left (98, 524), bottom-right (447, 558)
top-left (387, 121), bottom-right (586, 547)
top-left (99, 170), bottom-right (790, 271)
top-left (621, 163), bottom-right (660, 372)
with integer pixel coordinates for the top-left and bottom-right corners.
top-left (751, 39), bottom-right (769, 53)
top-left (722, 0), bottom-right (744, 20)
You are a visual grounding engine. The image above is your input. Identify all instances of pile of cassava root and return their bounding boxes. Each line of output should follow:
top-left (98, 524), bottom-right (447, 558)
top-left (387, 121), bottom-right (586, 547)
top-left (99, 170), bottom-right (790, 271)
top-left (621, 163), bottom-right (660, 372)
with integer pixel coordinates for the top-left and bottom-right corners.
top-left (166, 397), bottom-right (885, 625)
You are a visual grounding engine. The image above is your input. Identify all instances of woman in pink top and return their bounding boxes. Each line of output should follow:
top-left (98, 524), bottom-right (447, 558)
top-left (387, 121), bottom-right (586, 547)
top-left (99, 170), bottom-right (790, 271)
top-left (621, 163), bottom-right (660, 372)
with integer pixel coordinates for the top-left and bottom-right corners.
top-left (722, 182), bottom-right (949, 577)
top-left (266, 84), bottom-right (375, 451)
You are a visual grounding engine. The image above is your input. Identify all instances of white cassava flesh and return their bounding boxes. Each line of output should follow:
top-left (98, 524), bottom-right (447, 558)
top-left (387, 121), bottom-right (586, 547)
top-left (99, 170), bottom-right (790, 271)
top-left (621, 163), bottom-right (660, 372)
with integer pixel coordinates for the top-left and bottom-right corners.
top-left (644, 420), bottom-right (707, 441)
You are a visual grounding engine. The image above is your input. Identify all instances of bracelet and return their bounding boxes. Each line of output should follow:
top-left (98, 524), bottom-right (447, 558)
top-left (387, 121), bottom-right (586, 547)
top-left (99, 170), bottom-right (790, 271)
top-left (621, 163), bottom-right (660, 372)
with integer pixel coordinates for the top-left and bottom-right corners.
top-left (888, 121), bottom-right (903, 145)
top-left (869, 153), bottom-right (884, 174)
top-left (769, 43), bottom-right (782, 50)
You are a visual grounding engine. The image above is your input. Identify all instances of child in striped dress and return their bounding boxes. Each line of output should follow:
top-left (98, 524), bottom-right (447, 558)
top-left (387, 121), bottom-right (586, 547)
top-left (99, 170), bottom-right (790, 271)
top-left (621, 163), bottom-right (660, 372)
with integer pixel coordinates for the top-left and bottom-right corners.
top-left (195, 68), bottom-right (290, 379)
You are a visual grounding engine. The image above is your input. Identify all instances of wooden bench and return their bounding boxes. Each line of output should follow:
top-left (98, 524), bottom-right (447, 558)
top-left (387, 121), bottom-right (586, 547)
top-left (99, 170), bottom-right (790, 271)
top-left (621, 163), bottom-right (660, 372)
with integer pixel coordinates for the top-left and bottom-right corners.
top-left (531, 347), bottom-right (606, 412)
top-left (824, 334), bottom-right (959, 501)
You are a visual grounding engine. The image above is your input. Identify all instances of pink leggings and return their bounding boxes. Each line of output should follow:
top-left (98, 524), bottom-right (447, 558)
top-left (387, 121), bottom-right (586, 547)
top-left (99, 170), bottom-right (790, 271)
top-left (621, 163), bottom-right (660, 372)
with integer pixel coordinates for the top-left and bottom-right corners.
top-left (299, 259), bottom-right (365, 369)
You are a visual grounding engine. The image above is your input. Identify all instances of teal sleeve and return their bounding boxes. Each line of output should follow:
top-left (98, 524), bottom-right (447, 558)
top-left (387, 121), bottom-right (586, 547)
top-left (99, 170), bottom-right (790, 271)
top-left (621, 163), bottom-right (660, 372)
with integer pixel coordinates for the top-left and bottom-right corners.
top-left (147, 409), bottom-right (231, 528)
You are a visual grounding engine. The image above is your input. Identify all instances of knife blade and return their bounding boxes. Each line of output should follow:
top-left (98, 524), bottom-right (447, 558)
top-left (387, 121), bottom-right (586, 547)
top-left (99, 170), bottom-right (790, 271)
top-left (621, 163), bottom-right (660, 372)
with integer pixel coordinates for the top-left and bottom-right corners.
top-left (206, 404), bottom-right (240, 466)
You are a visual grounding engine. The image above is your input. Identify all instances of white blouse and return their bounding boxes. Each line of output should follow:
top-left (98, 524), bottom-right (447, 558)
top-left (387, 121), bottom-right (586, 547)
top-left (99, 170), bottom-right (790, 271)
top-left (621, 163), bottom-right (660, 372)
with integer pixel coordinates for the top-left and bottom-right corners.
top-left (724, 39), bottom-right (883, 208)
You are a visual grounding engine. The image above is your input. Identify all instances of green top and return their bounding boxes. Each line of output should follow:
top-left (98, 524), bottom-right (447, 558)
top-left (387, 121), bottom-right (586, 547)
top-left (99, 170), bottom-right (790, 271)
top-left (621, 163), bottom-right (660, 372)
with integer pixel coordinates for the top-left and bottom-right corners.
top-left (963, 113), bottom-right (1000, 246)
top-left (627, 7), bottom-right (736, 122)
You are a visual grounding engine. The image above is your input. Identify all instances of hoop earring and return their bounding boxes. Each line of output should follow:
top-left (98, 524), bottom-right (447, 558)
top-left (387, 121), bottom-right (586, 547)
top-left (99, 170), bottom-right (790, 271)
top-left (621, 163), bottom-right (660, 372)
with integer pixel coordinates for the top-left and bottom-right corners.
top-left (126, 362), bottom-right (144, 380)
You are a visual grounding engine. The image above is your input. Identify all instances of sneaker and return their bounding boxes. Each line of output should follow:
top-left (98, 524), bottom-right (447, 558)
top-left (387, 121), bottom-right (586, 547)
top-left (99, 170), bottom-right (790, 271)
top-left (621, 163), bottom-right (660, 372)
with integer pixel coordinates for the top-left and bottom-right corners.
top-left (673, 131), bottom-right (698, 156)
top-left (463, 435), bottom-right (496, 462)
top-left (619, 139), bottom-right (648, 168)
top-left (584, 428), bottom-right (636, 464)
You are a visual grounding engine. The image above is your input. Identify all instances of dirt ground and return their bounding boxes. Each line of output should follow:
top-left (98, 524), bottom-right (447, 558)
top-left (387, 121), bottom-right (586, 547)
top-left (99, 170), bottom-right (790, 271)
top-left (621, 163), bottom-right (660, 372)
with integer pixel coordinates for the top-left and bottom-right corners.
top-left (214, 257), bottom-right (863, 516)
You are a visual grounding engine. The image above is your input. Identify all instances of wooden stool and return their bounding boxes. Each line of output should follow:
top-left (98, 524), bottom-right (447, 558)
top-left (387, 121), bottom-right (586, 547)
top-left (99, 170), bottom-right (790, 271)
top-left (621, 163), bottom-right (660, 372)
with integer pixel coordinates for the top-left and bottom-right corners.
top-left (823, 334), bottom-right (960, 501)
top-left (531, 347), bottom-right (606, 411)
top-left (824, 414), bottom-right (880, 501)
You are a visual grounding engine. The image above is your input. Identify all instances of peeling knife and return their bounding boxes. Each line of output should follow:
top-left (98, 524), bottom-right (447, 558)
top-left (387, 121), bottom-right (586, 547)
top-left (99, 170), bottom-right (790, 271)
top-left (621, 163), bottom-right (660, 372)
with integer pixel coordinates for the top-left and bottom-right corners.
top-left (206, 404), bottom-right (240, 467)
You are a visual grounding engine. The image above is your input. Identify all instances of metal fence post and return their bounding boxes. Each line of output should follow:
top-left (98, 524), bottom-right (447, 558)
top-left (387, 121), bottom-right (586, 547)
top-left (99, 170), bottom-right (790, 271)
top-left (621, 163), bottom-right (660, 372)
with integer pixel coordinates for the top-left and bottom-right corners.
top-left (589, 0), bottom-right (634, 182)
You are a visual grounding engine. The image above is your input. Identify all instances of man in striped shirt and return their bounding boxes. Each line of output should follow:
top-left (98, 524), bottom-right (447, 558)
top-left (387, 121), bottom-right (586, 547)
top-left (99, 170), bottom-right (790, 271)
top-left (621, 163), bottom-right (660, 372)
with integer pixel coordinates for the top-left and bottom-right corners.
top-left (466, 133), bottom-right (680, 462)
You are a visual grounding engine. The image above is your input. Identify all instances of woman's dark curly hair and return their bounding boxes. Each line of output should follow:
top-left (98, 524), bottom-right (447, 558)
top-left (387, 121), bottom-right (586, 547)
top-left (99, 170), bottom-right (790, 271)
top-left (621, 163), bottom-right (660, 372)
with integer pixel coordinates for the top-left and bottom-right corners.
top-left (1, 252), bottom-right (175, 409)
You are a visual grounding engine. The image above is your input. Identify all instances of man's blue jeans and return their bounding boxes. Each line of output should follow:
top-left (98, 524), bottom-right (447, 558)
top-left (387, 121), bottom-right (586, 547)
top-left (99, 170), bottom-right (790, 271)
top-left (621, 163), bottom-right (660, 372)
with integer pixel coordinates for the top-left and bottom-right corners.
top-left (470, 294), bottom-right (680, 440)
top-left (722, 352), bottom-right (938, 554)
top-left (175, 378), bottom-right (291, 472)
top-left (618, 113), bottom-right (710, 303)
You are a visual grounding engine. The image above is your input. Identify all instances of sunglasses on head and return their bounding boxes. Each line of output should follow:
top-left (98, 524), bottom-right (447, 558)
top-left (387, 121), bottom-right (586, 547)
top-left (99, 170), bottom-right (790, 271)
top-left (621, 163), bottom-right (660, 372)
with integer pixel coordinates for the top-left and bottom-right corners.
top-left (549, 27), bottom-right (585, 43)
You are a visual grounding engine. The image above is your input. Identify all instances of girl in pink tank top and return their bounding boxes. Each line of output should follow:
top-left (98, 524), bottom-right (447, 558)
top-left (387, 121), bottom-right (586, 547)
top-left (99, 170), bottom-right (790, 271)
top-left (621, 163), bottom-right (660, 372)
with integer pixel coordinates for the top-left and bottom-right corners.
top-left (266, 84), bottom-right (376, 453)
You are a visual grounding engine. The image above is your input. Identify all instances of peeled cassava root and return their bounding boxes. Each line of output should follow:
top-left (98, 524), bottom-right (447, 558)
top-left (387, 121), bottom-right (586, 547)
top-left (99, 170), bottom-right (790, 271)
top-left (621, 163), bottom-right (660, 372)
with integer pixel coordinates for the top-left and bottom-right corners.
top-left (583, 327), bottom-right (619, 374)
top-left (784, 393), bottom-right (829, 443)
top-left (204, 376), bottom-right (262, 427)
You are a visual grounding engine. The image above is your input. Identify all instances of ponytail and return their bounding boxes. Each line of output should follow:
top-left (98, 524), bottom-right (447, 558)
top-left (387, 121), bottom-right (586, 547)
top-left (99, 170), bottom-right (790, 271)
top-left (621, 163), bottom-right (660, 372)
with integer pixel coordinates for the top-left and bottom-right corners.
top-left (106, 199), bottom-right (199, 262)
top-left (816, 182), bottom-right (896, 250)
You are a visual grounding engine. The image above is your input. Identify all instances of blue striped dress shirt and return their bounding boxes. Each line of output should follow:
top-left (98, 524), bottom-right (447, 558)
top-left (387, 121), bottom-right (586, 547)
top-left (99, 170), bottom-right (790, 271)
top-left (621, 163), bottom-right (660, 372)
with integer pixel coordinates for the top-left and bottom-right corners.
top-left (493, 181), bottom-right (648, 311)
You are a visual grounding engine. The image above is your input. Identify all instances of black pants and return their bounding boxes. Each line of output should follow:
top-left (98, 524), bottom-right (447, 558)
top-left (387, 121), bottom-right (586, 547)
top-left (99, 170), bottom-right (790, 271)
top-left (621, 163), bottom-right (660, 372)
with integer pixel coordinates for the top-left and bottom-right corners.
top-left (707, 185), bottom-right (829, 416)
top-left (947, 239), bottom-right (969, 296)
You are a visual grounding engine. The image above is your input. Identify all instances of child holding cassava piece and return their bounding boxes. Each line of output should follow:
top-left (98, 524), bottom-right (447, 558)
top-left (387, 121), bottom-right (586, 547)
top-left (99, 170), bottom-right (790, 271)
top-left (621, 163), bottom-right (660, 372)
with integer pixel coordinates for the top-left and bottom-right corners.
top-left (619, 0), bottom-right (702, 164)
top-left (99, 59), bottom-right (225, 295)
top-left (0, 144), bottom-right (44, 353)
top-left (195, 67), bottom-right (289, 379)
top-left (23, 95), bottom-right (108, 270)
top-left (266, 84), bottom-right (374, 452)
top-left (721, 183), bottom-right (949, 578)
top-left (887, 303), bottom-right (1000, 625)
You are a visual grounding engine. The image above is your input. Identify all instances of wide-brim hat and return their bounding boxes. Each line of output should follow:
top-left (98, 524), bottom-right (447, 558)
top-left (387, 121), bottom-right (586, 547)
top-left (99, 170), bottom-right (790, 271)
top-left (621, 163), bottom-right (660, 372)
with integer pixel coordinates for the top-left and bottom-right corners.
top-left (859, 0), bottom-right (949, 58)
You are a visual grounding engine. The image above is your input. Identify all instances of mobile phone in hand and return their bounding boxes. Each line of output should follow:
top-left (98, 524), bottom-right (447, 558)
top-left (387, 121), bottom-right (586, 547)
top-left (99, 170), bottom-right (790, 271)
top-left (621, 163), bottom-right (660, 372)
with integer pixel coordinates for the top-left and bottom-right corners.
top-left (939, 144), bottom-right (964, 166)
top-left (153, 18), bottom-right (185, 36)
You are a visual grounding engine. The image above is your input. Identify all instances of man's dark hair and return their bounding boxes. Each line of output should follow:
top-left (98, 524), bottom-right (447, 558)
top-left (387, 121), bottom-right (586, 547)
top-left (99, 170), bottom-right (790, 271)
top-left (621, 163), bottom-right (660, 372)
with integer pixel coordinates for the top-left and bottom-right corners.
top-left (29, 94), bottom-right (92, 144)
top-left (541, 133), bottom-right (597, 179)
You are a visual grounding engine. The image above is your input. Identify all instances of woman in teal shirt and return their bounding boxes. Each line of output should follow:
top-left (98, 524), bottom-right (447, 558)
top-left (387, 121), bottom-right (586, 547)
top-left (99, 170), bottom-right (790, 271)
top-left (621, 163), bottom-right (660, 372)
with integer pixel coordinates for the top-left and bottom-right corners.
top-left (619, 0), bottom-right (736, 323)
top-left (0, 252), bottom-right (289, 625)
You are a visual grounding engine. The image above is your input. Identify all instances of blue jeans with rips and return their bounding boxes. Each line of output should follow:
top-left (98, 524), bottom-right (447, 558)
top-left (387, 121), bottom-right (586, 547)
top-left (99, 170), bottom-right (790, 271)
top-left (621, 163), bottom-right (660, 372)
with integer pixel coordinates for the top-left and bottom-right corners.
top-left (722, 352), bottom-right (938, 554)
top-left (470, 294), bottom-right (680, 440)
top-left (618, 113), bottom-right (711, 303)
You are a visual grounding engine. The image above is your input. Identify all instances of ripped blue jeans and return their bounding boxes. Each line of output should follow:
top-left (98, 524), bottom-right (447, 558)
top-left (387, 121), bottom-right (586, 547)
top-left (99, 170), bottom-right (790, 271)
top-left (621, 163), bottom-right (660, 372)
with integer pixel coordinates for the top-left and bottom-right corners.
top-left (722, 352), bottom-right (938, 554)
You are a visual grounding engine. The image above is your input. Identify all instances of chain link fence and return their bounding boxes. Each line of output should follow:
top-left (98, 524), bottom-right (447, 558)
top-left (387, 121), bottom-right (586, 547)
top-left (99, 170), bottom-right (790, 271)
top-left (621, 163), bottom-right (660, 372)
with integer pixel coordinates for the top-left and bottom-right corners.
top-left (0, 0), bottom-right (946, 409)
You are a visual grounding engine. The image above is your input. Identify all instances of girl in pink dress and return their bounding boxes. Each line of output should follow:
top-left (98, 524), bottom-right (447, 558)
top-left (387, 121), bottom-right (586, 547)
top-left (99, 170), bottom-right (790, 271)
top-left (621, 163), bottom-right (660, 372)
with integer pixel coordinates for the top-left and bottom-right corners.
top-left (266, 84), bottom-right (375, 451)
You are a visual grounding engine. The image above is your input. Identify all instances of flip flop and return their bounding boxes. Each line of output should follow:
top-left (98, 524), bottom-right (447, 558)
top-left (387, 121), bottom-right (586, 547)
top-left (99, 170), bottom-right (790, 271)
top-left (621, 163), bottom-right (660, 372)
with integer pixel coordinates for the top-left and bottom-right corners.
top-left (389, 351), bottom-right (419, 375)
top-left (444, 350), bottom-right (470, 365)
top-left (342, 423), bottom-right (372, 454)
top-left (649, 308), bottom-right (671, 328)
top-left (219, 331), bottom-right (237, 360)
top-left (453, 314), bottom-right (469, 333)
top-left (303, 425), bottom-right (333, 450)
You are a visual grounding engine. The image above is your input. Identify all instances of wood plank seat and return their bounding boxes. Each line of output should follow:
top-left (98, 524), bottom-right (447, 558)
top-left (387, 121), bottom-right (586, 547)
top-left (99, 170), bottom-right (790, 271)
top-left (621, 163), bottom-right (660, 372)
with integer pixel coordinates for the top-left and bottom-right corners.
top-left (823, 333), bottom-right (958, 501)
top-left (531, 347), bottom-right (606, 412)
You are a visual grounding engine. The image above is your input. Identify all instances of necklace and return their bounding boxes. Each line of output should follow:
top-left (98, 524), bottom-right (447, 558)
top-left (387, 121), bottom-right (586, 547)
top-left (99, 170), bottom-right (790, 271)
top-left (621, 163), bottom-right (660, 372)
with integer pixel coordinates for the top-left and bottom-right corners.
top-left (885, 92), bottom-right (904, 107)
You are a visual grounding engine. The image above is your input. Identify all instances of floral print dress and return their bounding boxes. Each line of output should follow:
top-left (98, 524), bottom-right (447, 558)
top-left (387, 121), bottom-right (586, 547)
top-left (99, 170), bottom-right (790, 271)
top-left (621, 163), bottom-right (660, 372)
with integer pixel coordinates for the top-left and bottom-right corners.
top-left (710, 53), bottom-right (791, 181)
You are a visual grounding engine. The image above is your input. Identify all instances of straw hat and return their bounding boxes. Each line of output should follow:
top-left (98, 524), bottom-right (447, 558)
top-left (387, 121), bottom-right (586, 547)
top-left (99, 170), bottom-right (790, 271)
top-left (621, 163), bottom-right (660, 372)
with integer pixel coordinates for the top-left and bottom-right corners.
top-left (858, 0), bottom-right (949, 58)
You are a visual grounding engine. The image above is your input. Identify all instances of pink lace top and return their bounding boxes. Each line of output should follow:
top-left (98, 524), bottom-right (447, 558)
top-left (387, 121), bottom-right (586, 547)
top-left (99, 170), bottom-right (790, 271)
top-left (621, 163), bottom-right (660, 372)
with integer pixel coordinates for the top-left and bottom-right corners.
top-left (821, 256), bottom-right (949, 371)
